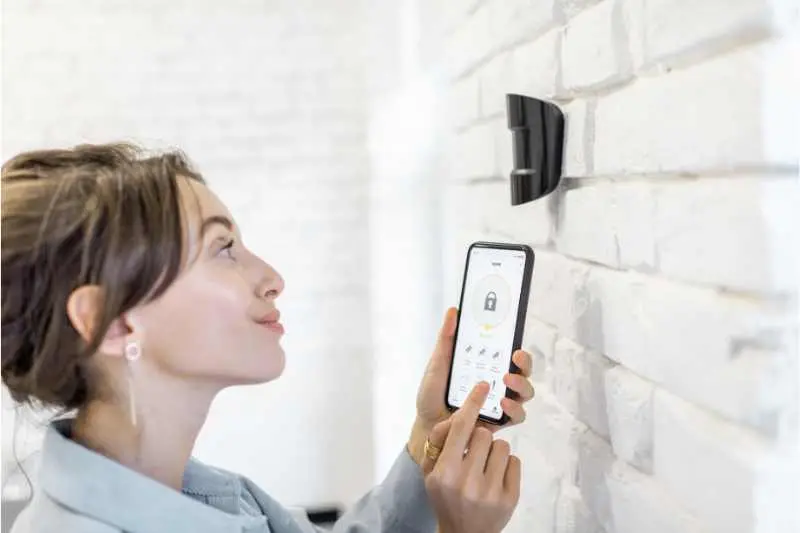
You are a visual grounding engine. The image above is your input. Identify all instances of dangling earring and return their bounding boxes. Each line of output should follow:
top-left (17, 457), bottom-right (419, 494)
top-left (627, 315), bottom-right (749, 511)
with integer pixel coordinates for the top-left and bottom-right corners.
top-left (124, 339), bottom-right (141, 427)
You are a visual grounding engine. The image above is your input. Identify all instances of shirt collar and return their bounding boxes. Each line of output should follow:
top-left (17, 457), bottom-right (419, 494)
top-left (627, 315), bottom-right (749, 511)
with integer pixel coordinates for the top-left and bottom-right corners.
top-left (40, 418), bottom-right (268, 533)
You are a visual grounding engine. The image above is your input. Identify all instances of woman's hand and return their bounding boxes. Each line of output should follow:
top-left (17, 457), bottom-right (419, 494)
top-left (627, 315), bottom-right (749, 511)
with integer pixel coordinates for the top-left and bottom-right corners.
top-left (422, 382), bottom-right (521, 533)
top-left (412, 307), bottom-right (536, 443)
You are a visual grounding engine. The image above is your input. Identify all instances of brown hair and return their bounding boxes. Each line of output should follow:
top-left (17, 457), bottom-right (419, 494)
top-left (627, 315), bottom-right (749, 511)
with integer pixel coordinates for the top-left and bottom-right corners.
top-left (1, 142), bottom-right (205, 412)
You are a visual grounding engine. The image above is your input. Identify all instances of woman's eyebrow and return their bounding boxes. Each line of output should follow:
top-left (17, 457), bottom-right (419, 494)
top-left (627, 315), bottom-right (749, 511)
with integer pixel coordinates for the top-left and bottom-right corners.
top-left (199, 215), bottom-right (235, 237)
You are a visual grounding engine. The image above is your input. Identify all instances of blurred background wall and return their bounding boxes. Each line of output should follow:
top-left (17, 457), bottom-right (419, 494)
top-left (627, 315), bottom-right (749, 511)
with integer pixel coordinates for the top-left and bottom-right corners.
top-left (2, 1), bottom-right (798, 532)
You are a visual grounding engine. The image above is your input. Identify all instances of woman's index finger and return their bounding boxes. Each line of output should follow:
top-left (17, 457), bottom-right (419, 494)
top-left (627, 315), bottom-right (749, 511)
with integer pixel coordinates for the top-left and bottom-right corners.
top-left (439, 381), bottom-right (490, 463)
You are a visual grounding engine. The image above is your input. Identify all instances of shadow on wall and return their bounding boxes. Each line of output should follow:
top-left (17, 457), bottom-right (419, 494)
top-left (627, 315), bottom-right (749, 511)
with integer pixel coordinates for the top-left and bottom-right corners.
top-left (548, 176), bottom-right (608, 356)
top-left (549, 184), bottom-right (616, 530)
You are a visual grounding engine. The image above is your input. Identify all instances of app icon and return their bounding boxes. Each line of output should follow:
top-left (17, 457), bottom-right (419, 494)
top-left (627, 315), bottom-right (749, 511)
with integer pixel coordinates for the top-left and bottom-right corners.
top-left (484, 291), bottom-right (497, 311)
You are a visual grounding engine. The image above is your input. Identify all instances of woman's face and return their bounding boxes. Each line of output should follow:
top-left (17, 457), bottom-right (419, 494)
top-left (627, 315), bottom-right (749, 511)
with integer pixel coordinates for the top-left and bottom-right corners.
top-left (131, 178), bottom-right (286, 387)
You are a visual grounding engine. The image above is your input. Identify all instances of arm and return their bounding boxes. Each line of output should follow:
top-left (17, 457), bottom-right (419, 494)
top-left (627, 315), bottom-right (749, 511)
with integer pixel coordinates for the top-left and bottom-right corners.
top-left (238, 420), bottom-right (436, 533)
top-left (321, 441), bottom-right (436, 533)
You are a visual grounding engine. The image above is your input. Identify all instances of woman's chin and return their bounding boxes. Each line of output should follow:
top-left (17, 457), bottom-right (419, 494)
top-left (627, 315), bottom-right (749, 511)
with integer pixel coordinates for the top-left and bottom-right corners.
top-left (214, 349), bottom-right (285, 387)
top-left (250, 348), bottom-right (286, 383)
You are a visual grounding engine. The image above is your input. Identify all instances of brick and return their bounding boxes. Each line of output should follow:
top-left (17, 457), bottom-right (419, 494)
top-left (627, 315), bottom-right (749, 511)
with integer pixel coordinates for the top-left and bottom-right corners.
top-left (479, 30), bottom-right (560, 117)
top-left (512, 446), bottom-right (561, 533)
top-left (619, 0), bottom-right (646, 70)
top-left (558, 0), bottom-right (605, 20)
top-left (594, 41), bottom-right (792, 175)
top-left (754, 450), bottom-right (800, 533)
top-left (762, 35), bottom-right (800, 166)
top-left (581, 267), bottom-right (790, 429)
top-left (479, 30), bottom-right (561, 119)
top-left (552, 338), bottom-right (581, 417)
top-left (613, 183), bottom-right (657, 269)
top-left (447, 176), bottom-right (551, 244)
top-left (552, 177), bottom-right (795, 288)
top-left (761, 178), bottom-right (800, 300)
top-left (492, 118), bottom-right (515, 181)
top-left (554, 485), bottom-right (604, 533)
top-left (479, 51), bottom-right (514, 118)
top-left (528, 250), bottom-right (592, 339)
top-left (553, 182), bottom-right (657, 270)
top-left (655, 178), bottom-right (799, 293)
top-left (653, 390), bottom-right (772, 533)
top-left (510, 28), bottom-right (562, 100)
top-left (562, 98), bottom-right (592, 177)
top-left (446, 4), bottom-right (492, 78)
top-left (554, 184), bottom-right (620, 267)
top-left (577, 351), bottom-right (614, 438)
top-left (553, 337), bottom-right (616, 437)
top-left (479, 180), bottom-right (552, 245)
top-left (522, 316), bottom-right (558, 384)
top-left (604, 366), bottom-right (654, 472)
top-left (577, 429), bottom-right (614, 531)
top-left (451, 75), bottom-right (481, 128)
top-left (517, 388), bottom-right (586, 484)
top-left (450, 123), bottom-right (496, 179)
top-left (642, 0), bottom-right (775, 70)
top-left (562, 0), bottom-right (631, 93)
top-left (607, 460), bottom-right (712, 533)
top-left (487, 0), bottom-right (559, 52)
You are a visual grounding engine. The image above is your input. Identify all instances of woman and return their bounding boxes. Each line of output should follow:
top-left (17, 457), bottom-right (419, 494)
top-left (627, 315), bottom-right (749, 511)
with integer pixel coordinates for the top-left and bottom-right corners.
top-left (1, 143), bottom-right (536, 533)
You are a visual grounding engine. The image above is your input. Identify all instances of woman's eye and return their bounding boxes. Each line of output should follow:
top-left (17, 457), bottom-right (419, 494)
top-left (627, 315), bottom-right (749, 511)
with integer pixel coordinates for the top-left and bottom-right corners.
top-left (218, 238), bottom-right (236, 260)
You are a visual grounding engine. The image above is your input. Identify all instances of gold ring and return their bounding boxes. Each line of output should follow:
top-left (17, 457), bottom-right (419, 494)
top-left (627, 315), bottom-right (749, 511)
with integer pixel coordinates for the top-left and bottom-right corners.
top-left (424, 437), bottom-right (442, 462)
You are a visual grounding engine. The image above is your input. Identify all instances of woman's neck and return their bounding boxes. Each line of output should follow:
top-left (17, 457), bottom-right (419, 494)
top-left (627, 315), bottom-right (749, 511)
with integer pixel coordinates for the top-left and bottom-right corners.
top-left (72, 374), bottom-right (218, 492)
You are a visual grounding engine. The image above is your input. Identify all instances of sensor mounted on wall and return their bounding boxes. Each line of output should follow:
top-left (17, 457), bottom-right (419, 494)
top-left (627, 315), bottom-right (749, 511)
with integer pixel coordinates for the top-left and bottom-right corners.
top-left (506, 94), bottom-right (565, 205)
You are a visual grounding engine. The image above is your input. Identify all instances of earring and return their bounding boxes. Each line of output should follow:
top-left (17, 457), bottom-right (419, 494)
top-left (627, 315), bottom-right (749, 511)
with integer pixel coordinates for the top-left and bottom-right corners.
top-left (124, 340), bottom-right (141, 361)
top-left (124, 340), bottom-right (141, 426)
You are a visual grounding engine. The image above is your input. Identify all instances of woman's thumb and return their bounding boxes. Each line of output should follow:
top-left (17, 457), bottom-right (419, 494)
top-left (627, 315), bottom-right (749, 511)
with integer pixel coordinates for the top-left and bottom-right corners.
top-left (432, 307), bottom-right (458, 365)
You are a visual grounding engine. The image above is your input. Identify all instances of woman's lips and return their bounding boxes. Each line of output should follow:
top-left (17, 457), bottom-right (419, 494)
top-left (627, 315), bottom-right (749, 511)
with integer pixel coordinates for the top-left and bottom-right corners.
top-left (262, 321), bottom-right (284, 334)
top-left (256, 310), bottom-right (284, 334)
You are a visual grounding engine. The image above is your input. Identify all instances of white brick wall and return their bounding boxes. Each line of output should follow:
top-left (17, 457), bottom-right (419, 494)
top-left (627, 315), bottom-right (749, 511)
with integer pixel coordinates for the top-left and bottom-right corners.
top-left (640, 0), bottom-right (776, 69)
top-left (432, 0), bottom-right (799, 531)
top-left (653, 390), bottom-right (772, 533)
top-left (561, 0), bottom-right (631, 93)
top-left (604, 366), bottom-right (653, 473)
top-left (594, 41), bottom-right (794, 176)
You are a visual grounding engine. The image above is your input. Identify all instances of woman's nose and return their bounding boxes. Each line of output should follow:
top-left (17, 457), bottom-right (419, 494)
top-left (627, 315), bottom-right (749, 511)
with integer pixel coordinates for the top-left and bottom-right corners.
top-left (256, 267), bottom-right (284, 300)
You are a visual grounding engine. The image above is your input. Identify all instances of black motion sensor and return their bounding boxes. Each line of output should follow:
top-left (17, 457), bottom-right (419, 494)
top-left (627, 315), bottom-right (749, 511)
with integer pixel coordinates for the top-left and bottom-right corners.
top-left (506, 94), bottom-right (565, 205)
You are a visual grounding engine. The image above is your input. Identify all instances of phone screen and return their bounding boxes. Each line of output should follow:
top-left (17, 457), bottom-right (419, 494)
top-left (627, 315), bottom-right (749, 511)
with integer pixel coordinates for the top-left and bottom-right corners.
top-left (448, 245), bottom-right (529, 421)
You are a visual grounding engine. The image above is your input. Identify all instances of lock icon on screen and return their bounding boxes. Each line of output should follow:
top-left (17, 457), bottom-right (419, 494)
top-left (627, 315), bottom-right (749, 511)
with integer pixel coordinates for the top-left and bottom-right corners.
top-left (484, 291), bottom-right (497, 311)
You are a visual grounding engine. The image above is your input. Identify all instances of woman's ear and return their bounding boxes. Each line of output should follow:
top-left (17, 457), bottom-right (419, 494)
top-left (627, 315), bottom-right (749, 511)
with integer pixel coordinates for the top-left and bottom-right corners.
top-left (66, 285), bottom-right (133, 358)
top-left (66, 285), bottom-right (103, 345)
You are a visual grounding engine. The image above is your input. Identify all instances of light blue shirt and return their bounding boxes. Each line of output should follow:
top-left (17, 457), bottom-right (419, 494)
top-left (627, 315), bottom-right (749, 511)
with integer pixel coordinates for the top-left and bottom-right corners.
top-left (12, 418), bottom-right (436, 533)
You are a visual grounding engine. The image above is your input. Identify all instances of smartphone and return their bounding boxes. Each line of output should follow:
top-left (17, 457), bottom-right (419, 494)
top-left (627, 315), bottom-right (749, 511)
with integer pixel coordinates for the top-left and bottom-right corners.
top-left (445, 241), bottom-right (535, 425)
